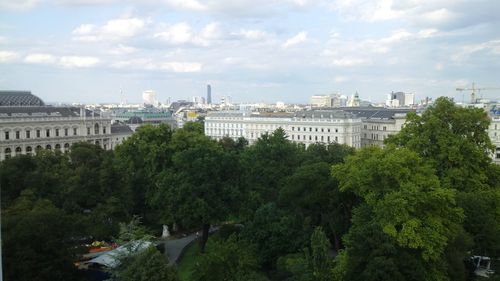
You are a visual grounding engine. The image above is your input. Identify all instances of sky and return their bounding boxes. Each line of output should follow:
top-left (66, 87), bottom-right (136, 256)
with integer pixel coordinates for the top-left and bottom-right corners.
top-left (0, 0), bottom-right (499, 104)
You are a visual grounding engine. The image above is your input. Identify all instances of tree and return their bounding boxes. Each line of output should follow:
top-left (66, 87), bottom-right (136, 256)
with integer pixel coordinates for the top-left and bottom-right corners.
top-left (152, 125), bottom-right (241, 252)
top-left (112, 246), bottom-right (179, 281)
top-left (192, 234), bottom-right (267, 281)
top-left (115, 124), bottom-right (173, 223)
top-left (240, 128), bottom-right (303, 211)
top-left (385, 97), bottom-right (494, 191)
top-left (332, 146), bottom-right (465, 280)
top-left (2, 191), bottom-right (84, 281)
top-left (241, 203), bottom-right (309, 268)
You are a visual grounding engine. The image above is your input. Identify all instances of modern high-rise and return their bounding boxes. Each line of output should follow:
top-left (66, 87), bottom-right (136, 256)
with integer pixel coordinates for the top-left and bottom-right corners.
top-left (207, 85), bottom-right (212, 104)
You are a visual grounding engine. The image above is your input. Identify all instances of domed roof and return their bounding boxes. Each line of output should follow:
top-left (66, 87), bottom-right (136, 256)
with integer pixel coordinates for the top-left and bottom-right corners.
top-left (0, 91), bottom-right (45, 106)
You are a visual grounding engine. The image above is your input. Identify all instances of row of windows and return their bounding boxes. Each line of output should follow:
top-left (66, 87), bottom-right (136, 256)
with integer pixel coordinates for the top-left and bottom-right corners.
top-left (363, 125), bottom-right (388, 131)
top-left (292, 126), bottom-right (340, 133)
top-left (2, 125), bottom-right (107, 141)
top-left (3, 143), bottom-right (72, 159)
top-left (291, 135), bottom-right (339, 142)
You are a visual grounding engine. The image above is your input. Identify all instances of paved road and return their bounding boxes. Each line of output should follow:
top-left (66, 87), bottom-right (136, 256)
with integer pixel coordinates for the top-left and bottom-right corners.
top-left (164, 233), bottom-right (199, 264)
top-left (161, 226), bottom-right (220, 264)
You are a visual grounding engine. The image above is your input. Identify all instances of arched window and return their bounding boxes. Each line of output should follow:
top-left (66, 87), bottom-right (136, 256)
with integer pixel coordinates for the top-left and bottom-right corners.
top-left (46, 144), bottom-right (52, 150)
top-left (95, 140), bottom-right (100, 146)
top-left (5, 148), bottom-right (11, 159)
top-left (94, 123), bottom-right (99, 134)
top-left (55, 144), bottom-right (61, 150)
top-left (15, 147), bottom-right (22, 156)
top-left (64, 143), bottom-right (70, 149)
top-left (36, 145), bottom-right (43, 152)
top-left (26, 146), bottom-right (32, 155)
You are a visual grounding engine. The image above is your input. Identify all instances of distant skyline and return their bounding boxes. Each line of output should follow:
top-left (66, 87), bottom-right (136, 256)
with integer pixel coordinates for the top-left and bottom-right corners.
top-left (0, 0), bottom-right (499, 104)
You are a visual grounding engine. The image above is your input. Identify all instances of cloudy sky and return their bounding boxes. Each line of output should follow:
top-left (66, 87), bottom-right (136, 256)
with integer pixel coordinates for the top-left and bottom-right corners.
top-left (1, 0), bottom-right (499, 104)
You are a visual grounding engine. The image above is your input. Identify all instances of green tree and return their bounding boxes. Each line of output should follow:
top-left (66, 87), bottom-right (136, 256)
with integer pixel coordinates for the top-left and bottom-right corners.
top-left (152, 125), bottom-right (240, 252)
top-left (241, 203), bottom-right (309, 268)
top-left (112, 246), bottom-right (179, 281)
top-left (2, 191), bottom-right (84, 281)
top-left (385, 97), bottom-right (493, 191)
top-left (192, 234), bottom-right (267, 281)
top-left (332, 146), bottom-right (464, 280)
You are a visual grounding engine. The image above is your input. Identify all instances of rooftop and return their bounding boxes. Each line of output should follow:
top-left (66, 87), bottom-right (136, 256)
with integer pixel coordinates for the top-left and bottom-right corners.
top-left (0, 91), bottom-right (45, 106)
top-left (0, 107), bottom-right (100, 118)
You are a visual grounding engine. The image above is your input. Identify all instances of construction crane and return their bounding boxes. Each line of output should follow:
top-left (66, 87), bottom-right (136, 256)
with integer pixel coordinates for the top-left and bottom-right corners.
top-left (456, 82), bottom-right (500, 104)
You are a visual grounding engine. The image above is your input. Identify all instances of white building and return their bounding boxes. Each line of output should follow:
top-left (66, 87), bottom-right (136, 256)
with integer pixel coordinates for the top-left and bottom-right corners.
top-left (0, 91), bottom-right (130, 161)
top-left (489, 114), bottom-right (500, 164)
top-left (205, 110), bottom-right (362, 148)
top-left (386, 92), bottom-right (415, 107)
top-left (110, 122), bottom-right (134, 150)
top-left (341, 108), bottom-right (413, 147)
top-left (310, 94), bottom-right (341, 107)
top-left (142, 90), bottom-right (158, 106)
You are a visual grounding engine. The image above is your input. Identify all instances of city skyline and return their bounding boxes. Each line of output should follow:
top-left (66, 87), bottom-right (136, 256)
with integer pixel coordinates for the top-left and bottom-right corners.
top-left (1, 0), bottom-right (499, 104)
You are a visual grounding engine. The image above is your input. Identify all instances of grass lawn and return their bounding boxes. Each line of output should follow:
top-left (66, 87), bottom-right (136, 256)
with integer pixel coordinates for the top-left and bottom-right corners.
top-left (176, 240), bottom-right (201, 281)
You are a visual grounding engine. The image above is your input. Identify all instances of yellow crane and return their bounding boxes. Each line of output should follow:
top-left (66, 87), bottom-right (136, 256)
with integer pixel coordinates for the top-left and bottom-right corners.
top-left (456, 82), bottom-right (500, 104)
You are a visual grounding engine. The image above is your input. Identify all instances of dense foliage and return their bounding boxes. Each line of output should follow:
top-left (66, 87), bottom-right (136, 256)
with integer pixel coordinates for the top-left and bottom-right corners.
top-left (1, 97), bottom-right (499, 280)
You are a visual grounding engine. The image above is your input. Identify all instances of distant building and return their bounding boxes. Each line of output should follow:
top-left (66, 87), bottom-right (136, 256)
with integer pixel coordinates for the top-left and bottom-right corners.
top-left (386, 91), bottom-right (415, 107)
top-left (207, 85), bottom-right (212, 104)
top-left (488, 105), bottom-right (500, 164)
top-left (110, 122), bottom-right (133, 149)
top-left (142, 90), bottom-right (157, 106)
top-left (0, 91), bottom-right (113, 161)
top-left (205, 110), bottom-right (362, 148)
top-left (310, 94), bottom-right (341, 107)
top-left (347, 92), bottom-right (360, 107)
top-left (341, 107), bottom-right (413, 147)
top-left (113, 108), bottom-right (176, 130)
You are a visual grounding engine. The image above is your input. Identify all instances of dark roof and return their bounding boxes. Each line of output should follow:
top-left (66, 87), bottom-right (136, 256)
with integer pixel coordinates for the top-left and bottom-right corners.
top-left (294, 110), bottom-right (357, 119)
top-left (0, 91), bottom-right (45, 106)
top-left (339, 107), bottom-right (414, 119)
top-left (111, 123), bottom-right (133, 134)
top-left (0, 107), bottom-right (100, 118)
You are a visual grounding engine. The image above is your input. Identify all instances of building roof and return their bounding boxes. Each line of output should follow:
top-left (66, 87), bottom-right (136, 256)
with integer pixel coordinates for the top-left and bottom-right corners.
top-left (0, 91), bottom-right (45, 106)
top-left (0, 106), bottom-right (100, 118)
top-left (294, 110), bottom-right (357, 119)
top-left (111, 123), bottom-right (133, 134)
top-left (340, 107), bottom-right (414, 119)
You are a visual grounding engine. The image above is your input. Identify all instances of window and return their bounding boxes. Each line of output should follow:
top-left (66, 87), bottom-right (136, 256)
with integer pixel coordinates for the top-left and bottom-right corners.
top-left (335, 136), bottom-right (338, 142)
top-left (4, 148), bottom-right (11, 159)
top-left (94, 124), bottom-right (99, 134)
top-left (327, 136), bottom-right (330, 142)
top-left (335, 128), bottom-right (338, 133)
top-left (15, 147), bottom-right (21, 155)
top-left (64, 143), bottom-right (70, 150)
top-left (309, 135), bottom-right (312, 140)
top-left (46, 144), bottom-right (51, 150)
top-left (64, 128), bottom-right (68, 136)
top-left (364, 125), bottom-right (367, 129)
top-left (103, 127), bottom-right (107, 134)
top-left (328, 129), bottom-right (330, 132)
top-left (55, 144), bottom-right (61, 150)
top-left (315, 136), bottom-right (318, 141)
top-left (291, 135), bottom-right (294, 140)
top-left (16, 131), bottom-right (20, 139)
top-left (315, 128), bottom-right (318, 132)
top-left (298, 127), bottom-right (300, 131)
top-left (87, 127), bottom-right (91, 135)
top-left (321, 128), bottom-right (324, 132)
top-left (73, 128), bottom-right (77, 136)
top-left (5, 131), bottom-right (9, 140)
top-left (383, 126), bottom-right (387, 131)
top-left (46, 129), bottom-right (50, 137)
top-left (56, 129), bottom-right (59, 137)
top-left (36, 130), bottom-right (41, 138)
top-left (26, 130), bottom-right (30, 139)
top-left (26, 146), bottom-right (32, 155)
top-left (309, 127), bottom-right (312, 132)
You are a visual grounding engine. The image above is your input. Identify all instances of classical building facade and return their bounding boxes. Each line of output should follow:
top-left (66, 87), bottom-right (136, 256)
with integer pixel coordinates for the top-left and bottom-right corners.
top-left (341, 108), bottom-right (413, 147)
top-left (205, 110), bottom-right (362, 148)
top-left (0, 91), bottom-right (113, 161)
top-left (489, 115), bottom-right (500, 164)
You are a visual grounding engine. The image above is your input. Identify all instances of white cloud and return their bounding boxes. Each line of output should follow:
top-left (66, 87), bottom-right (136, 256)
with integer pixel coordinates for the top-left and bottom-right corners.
top-left (112, 58), bottom-right (202, 72)
top-left (451, 39), bottom-right (500, 62)
top-left (0, 0), bottom-right (39, 10)
top-left (331, 58), bottom-right (368, 66)
top-left (0, 51), bottom-right (20, 62)
top-left (59, 56), bottom-right (100, 68)
top-left (73, 17), bottom-right (147, 42)
top-left (162, 0), bottom-right (207, 11)
top-left (235, 29), bottom-right (269, 40)
top-left (24, 53), bottom-right (57, 64)
top-left (154, 22), bottom-right (220, 46)
top-left (283, 31), bottom-right (307, 48)
top-left (108, 44), bottom-right (137, 55)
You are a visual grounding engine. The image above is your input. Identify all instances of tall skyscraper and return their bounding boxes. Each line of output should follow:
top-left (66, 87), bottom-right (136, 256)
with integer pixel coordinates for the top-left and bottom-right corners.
top-left (207, 84), bottom-right (212, 104)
